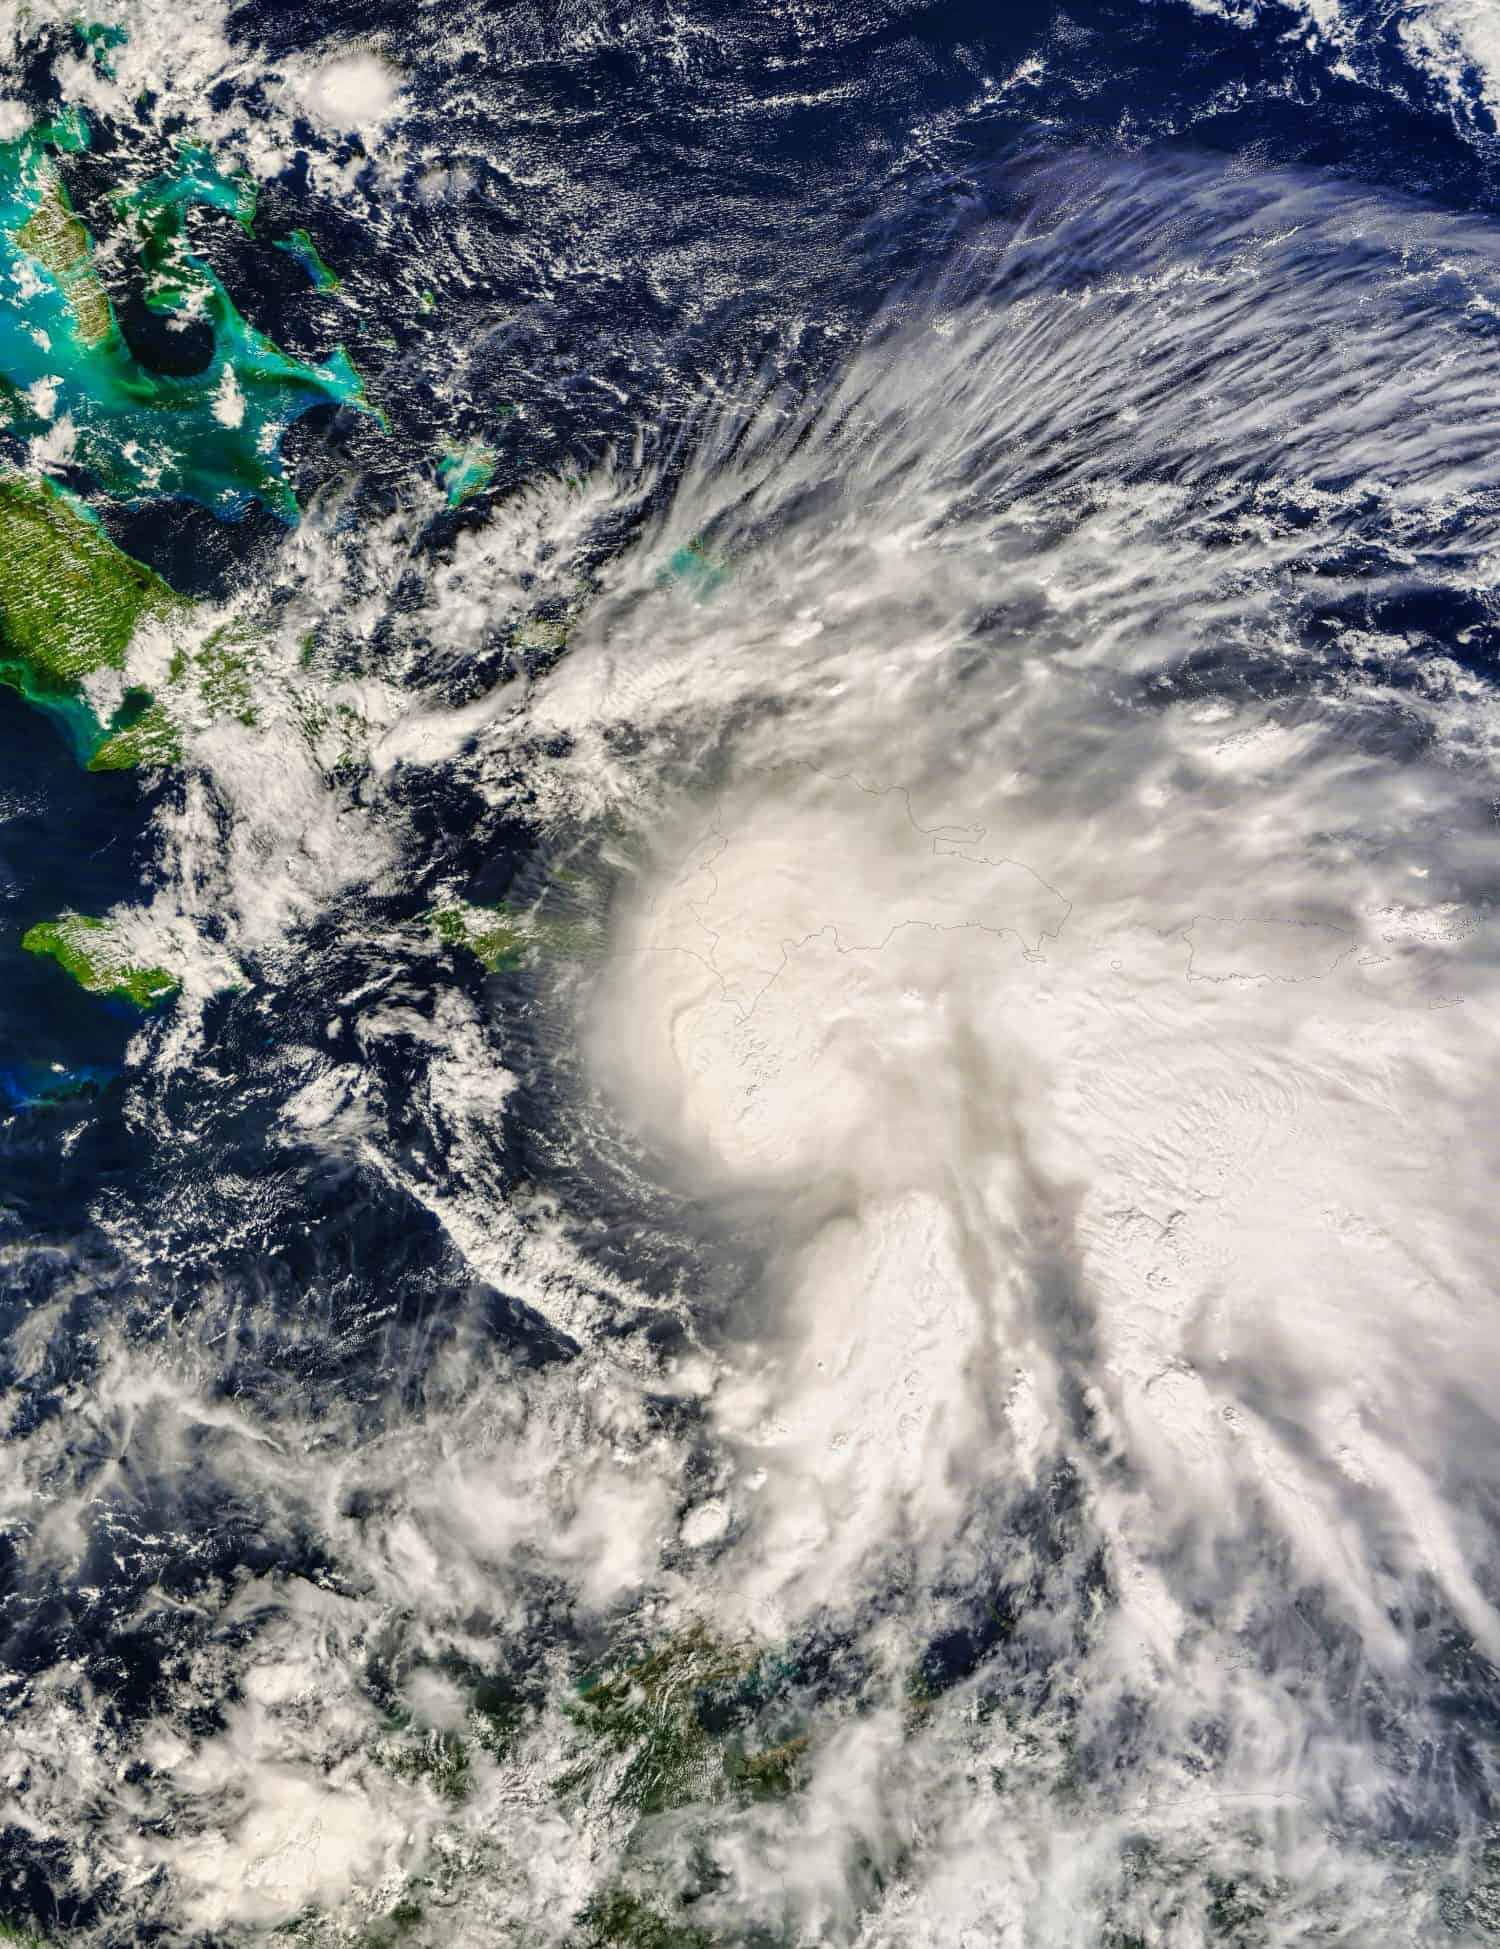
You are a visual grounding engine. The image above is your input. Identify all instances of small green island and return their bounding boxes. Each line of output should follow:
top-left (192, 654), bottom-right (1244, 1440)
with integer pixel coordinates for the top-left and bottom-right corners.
top-left (427, 888), bottom-right (601, 972)
top-left (22, 913), bottom-right (178, 1008)
top-left (274, 227), bottom-right (341, 291)
top-left (438, 443), bottom-right (497, 508)
top-left (427, 900), bottom-right (530, 972)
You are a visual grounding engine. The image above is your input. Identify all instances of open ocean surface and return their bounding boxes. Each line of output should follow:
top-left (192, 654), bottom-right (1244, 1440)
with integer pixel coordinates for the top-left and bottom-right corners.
top-left (5, 1), bottom-right (1500, 1942)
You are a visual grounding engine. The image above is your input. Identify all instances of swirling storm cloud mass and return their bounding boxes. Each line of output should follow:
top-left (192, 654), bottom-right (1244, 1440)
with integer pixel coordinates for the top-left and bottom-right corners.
top-left (3, 2), bottom-right (1500, 1946)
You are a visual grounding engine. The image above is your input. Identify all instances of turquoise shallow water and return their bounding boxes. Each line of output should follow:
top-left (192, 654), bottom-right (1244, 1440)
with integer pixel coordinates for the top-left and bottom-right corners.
top-left (15, 682), bottom-right (115, 764)
top-left (7, 4), bottom-right (1500, 1941)
top-left (0, 109), bottom-right (371, 520)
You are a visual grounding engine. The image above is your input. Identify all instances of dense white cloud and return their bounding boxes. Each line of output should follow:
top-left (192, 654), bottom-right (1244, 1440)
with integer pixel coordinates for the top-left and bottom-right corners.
top-left (535, 148), bottom-right (1500, 1933)
top-left (8, 141), bottom-right (1500, 1945)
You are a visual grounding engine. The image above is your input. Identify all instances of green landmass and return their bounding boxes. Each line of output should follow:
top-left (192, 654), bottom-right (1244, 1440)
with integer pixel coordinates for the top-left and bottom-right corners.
top-left (290, 682), bottom-right (368, 776)
top-left (365, 1667), bottom-right (531, 1821)
top-left (22, 912), bottom-right (178, 1008)
top-left (426, 881), bottom-right (602, 973)
top-left (559, 1626), bottom-right (805, 1817)
top-left (0, 1921), bottom-right (50, 1947)
top-left (0, 471), bottom-right (182, 680)
top-left (576, 1891), bottom-right (713, 1949)
top-left (438, 444), bottom-right (496, 508)
top-left (88, 691), bottom-right (180, 770)
top-left (0, 108), bottom-right (374, 520)
top-left (191, 621), bottom-right (258, 726)
top-left (427, 901), bottom-right (530, 973)
top-left (512, 615), bottom-right (570, 655)
top-left (0, 471), bottom-right (296, 768)
top-left (373, 1723), bottom-right (470, 1801)
top-left (275, 228), bottom-right (341, 291)
top-left (14, 152), bottom-right (111, 343)
top-left (0, 472), bottom-right (187, 765)
top-left (562, 1628), bottom-right (748, 1815)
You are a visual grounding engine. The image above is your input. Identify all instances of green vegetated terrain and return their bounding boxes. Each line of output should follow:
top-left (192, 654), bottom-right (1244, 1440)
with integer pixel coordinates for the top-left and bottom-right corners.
top-left (427, 899), bottom-right (532, 973)
top-left (353, 1627), bottom-right (811, 1947)
top-left (426, 876), bottom-right (604, 973)
top-left (557, 1629), bottom-right (803, 1946)
top-left (275, 226), bottom-right (341, 290)
top-left (0, 470), bottom-right (274, 769)
top-left (438, 443), bottom-right (496, 507)
top-left (575, 1890), bottom-right (716, 1949)
top-left (560, 1626), bottom-right (809, 1817)
top-left (5, 1600), bottom-right (1368, 1948)
top-left (556, 1630), bottom-right (811, 1947)
top-left (0, 107), bottom-right (533, 778)
top-left (0, 99), bottom-right (378, 769)
top-left (0, 1915), bottom-right (51, 1948)
top-left (13, 145), bottom-right (112, 344)
top-left (22, 912), bottom-right (178, 1008)
top-left (0, 473), bottom-right (187, 765)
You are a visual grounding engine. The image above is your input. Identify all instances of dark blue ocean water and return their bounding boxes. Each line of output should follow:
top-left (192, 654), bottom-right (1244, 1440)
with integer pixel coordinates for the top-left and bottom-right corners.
top-left (9, 0), bottom-right (1489, 1182)
top-left (3, 1), bottom-right (1500, 1938)
top-left (2, 0), bottom-right (1494, 1675)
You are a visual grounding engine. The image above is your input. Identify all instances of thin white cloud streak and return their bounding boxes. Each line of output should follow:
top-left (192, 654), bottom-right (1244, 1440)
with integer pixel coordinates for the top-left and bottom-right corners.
top-left (535, 151), bottom-right (1500, 1934)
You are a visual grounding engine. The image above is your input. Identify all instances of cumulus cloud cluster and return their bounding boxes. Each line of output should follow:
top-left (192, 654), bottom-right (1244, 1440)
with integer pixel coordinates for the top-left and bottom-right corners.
top-left (10, 146), bottom-right (1500, 1945)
